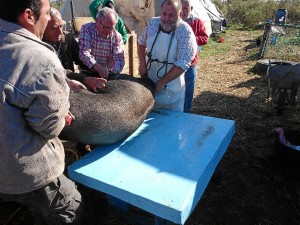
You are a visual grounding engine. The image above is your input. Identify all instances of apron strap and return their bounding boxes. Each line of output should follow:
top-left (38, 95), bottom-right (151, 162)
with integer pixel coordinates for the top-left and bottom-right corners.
top-left (146, 26), bottom-right (176, 79)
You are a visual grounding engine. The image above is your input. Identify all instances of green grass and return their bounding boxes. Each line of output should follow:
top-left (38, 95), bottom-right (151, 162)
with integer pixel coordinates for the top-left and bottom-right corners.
top-left (199, 28), bottom-right (263, 60)
top-left (198, 28), bottom-right (265, 75)
top-left (199, 30), bottom-right (234, 59)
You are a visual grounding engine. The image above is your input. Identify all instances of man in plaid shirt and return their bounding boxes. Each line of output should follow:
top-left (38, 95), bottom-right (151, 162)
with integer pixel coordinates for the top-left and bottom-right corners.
top-left (79, 7), bottom-right (125, 79)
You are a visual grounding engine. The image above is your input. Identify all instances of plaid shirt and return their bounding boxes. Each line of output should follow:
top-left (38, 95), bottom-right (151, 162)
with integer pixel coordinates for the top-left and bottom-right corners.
top-left (79, 22), bottom-right (125, 73)
top-left (138, 17), bottom-right (197, 72)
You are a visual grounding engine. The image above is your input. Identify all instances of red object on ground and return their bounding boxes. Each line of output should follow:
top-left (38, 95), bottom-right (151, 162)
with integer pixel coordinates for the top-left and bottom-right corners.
top-left (217, 37), bottom-right (225, 43)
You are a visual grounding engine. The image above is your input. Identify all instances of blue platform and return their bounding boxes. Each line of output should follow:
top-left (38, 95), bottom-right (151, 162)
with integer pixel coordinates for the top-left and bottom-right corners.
top-left (68, 109), bottom-right (235, 224)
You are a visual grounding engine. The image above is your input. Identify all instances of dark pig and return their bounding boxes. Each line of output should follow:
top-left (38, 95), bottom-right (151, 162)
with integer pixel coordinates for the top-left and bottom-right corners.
top-left (60, 75), bottom-right (155, 145)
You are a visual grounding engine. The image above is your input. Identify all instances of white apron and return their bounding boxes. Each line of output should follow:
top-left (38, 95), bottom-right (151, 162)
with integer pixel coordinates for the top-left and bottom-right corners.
top-left (146, 30), bottom-right (185, 112)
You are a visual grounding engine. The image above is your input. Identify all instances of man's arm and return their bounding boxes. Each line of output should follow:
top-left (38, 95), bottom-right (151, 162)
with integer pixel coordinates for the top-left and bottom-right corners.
top-left (25, 67), bottom-right (70, 139)
top-left (79, 24), bottom-right (109, 78)
top-left (78, 24), bottom-right (97, 69)
top-left (137, 20), bottom-right (154, 78)
top-left (193, 19), bottom-right (208, 46)
top-left (174, 24), bottom-right (198, 71)
top-left (92, 63), bottom-right (109, 78)
top-left (155, 65), bottom-right (184, 92)
top-left (137, 43), bottom-right (147, 78)
top-left (111, 32), bottom-right (125, 74)
top-left (66, 70), bottom-right (107, 92)
top-left (67, 32), bottom-right (88, 70)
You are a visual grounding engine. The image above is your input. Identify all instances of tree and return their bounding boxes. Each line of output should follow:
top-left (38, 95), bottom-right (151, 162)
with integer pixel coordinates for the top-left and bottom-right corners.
top-left (51, 0), bottom-right (64, 11)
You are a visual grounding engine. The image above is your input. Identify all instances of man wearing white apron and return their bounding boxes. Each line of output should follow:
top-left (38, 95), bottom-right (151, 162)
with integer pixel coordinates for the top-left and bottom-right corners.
top-left (138, 0), bottom-right (197, 112)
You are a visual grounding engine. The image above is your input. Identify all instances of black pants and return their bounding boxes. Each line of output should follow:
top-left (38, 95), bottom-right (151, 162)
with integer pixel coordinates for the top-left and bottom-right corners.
top-left (0, 174), bottom-right (84, 225)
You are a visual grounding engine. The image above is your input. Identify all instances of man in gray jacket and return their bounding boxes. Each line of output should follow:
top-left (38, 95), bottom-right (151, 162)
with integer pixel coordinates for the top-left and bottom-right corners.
top-left (0, 0), bottom-right (84, 224)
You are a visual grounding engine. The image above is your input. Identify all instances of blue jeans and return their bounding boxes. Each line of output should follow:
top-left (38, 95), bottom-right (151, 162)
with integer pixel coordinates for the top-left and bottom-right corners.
top-left (184, 65), bottom-right (197, 113)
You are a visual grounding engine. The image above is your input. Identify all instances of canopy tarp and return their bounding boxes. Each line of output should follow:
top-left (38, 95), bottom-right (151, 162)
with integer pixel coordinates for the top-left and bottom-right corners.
top-left (60, 0), bottom-right (226, 36)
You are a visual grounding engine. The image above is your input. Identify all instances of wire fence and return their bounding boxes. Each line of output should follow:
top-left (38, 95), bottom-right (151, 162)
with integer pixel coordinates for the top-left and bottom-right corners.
top-left (259, 21), bottom-right (300, 62)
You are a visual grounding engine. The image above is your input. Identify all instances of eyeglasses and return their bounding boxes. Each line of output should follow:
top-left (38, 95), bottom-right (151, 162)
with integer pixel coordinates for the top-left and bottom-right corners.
top-left (98, 20), bottom-right (115, 31)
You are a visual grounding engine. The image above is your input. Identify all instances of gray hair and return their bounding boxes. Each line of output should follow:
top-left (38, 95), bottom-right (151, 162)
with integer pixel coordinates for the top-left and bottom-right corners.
top-left (50, 8), bottom-right (60, 18)
top-left (96, 7), bottom-right (118, 21)
top-left (161, 0), bottom-right (182, 12)
top-left (49, 7), bottom-right (66, 24)
top-left (181, 0), bottom-right (192, 6)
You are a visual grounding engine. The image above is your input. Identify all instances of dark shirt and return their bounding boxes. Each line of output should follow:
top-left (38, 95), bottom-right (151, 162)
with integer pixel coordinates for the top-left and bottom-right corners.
top-left (43, 31), bottom-right (87, 72)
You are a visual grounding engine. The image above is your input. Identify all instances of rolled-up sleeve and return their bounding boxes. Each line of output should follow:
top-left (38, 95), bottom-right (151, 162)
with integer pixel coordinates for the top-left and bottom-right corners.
top-left (112, 32), bottom-right (125, 73)
top-left (174, 24), bottom-right (197, 71)
top-left (138, 17), bottom-right (160, 47)
top-left (79, 23), bottom-right (97, 69)
top-left (138, 26), bottom-right (148, 47)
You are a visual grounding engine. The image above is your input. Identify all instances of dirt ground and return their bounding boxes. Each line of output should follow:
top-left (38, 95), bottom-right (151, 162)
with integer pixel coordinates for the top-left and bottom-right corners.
top-left (1, 29), bottom-right (300, 225)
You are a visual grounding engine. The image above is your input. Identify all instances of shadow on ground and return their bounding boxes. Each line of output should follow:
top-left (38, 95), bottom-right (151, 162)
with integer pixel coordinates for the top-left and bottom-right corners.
top-left (188, 73), bottom-right (300, 225)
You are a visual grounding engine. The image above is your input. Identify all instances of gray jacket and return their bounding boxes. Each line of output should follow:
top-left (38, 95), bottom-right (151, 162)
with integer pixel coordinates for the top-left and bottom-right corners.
top-left (0, 19), bottom-right (70, 194)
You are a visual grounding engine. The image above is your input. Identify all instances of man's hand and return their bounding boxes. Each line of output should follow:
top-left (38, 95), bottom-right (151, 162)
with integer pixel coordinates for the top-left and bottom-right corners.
top-left (138, 61), bottom-right (148, 78)
top-left (83, 77), bottom-right (107, 92)
top-left (67, 79), bottom-right (87, 92)
top-left (155, 79), bottom-right (167, 92)
top-left (155, 65), bottom-right (184, 92)
top-left (137, 44), bottom-right (148, 78)
top-left (93, 63), bottom-right (109, 79)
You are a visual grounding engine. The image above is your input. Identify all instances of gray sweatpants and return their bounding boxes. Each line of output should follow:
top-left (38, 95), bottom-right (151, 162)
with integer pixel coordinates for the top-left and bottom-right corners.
top-left (0, 174), bottom-right (84, 225)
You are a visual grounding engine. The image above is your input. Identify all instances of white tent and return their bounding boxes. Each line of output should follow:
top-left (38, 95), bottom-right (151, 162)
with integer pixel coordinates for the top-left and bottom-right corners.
top-left (60, 0), bottom-right (226, 36)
